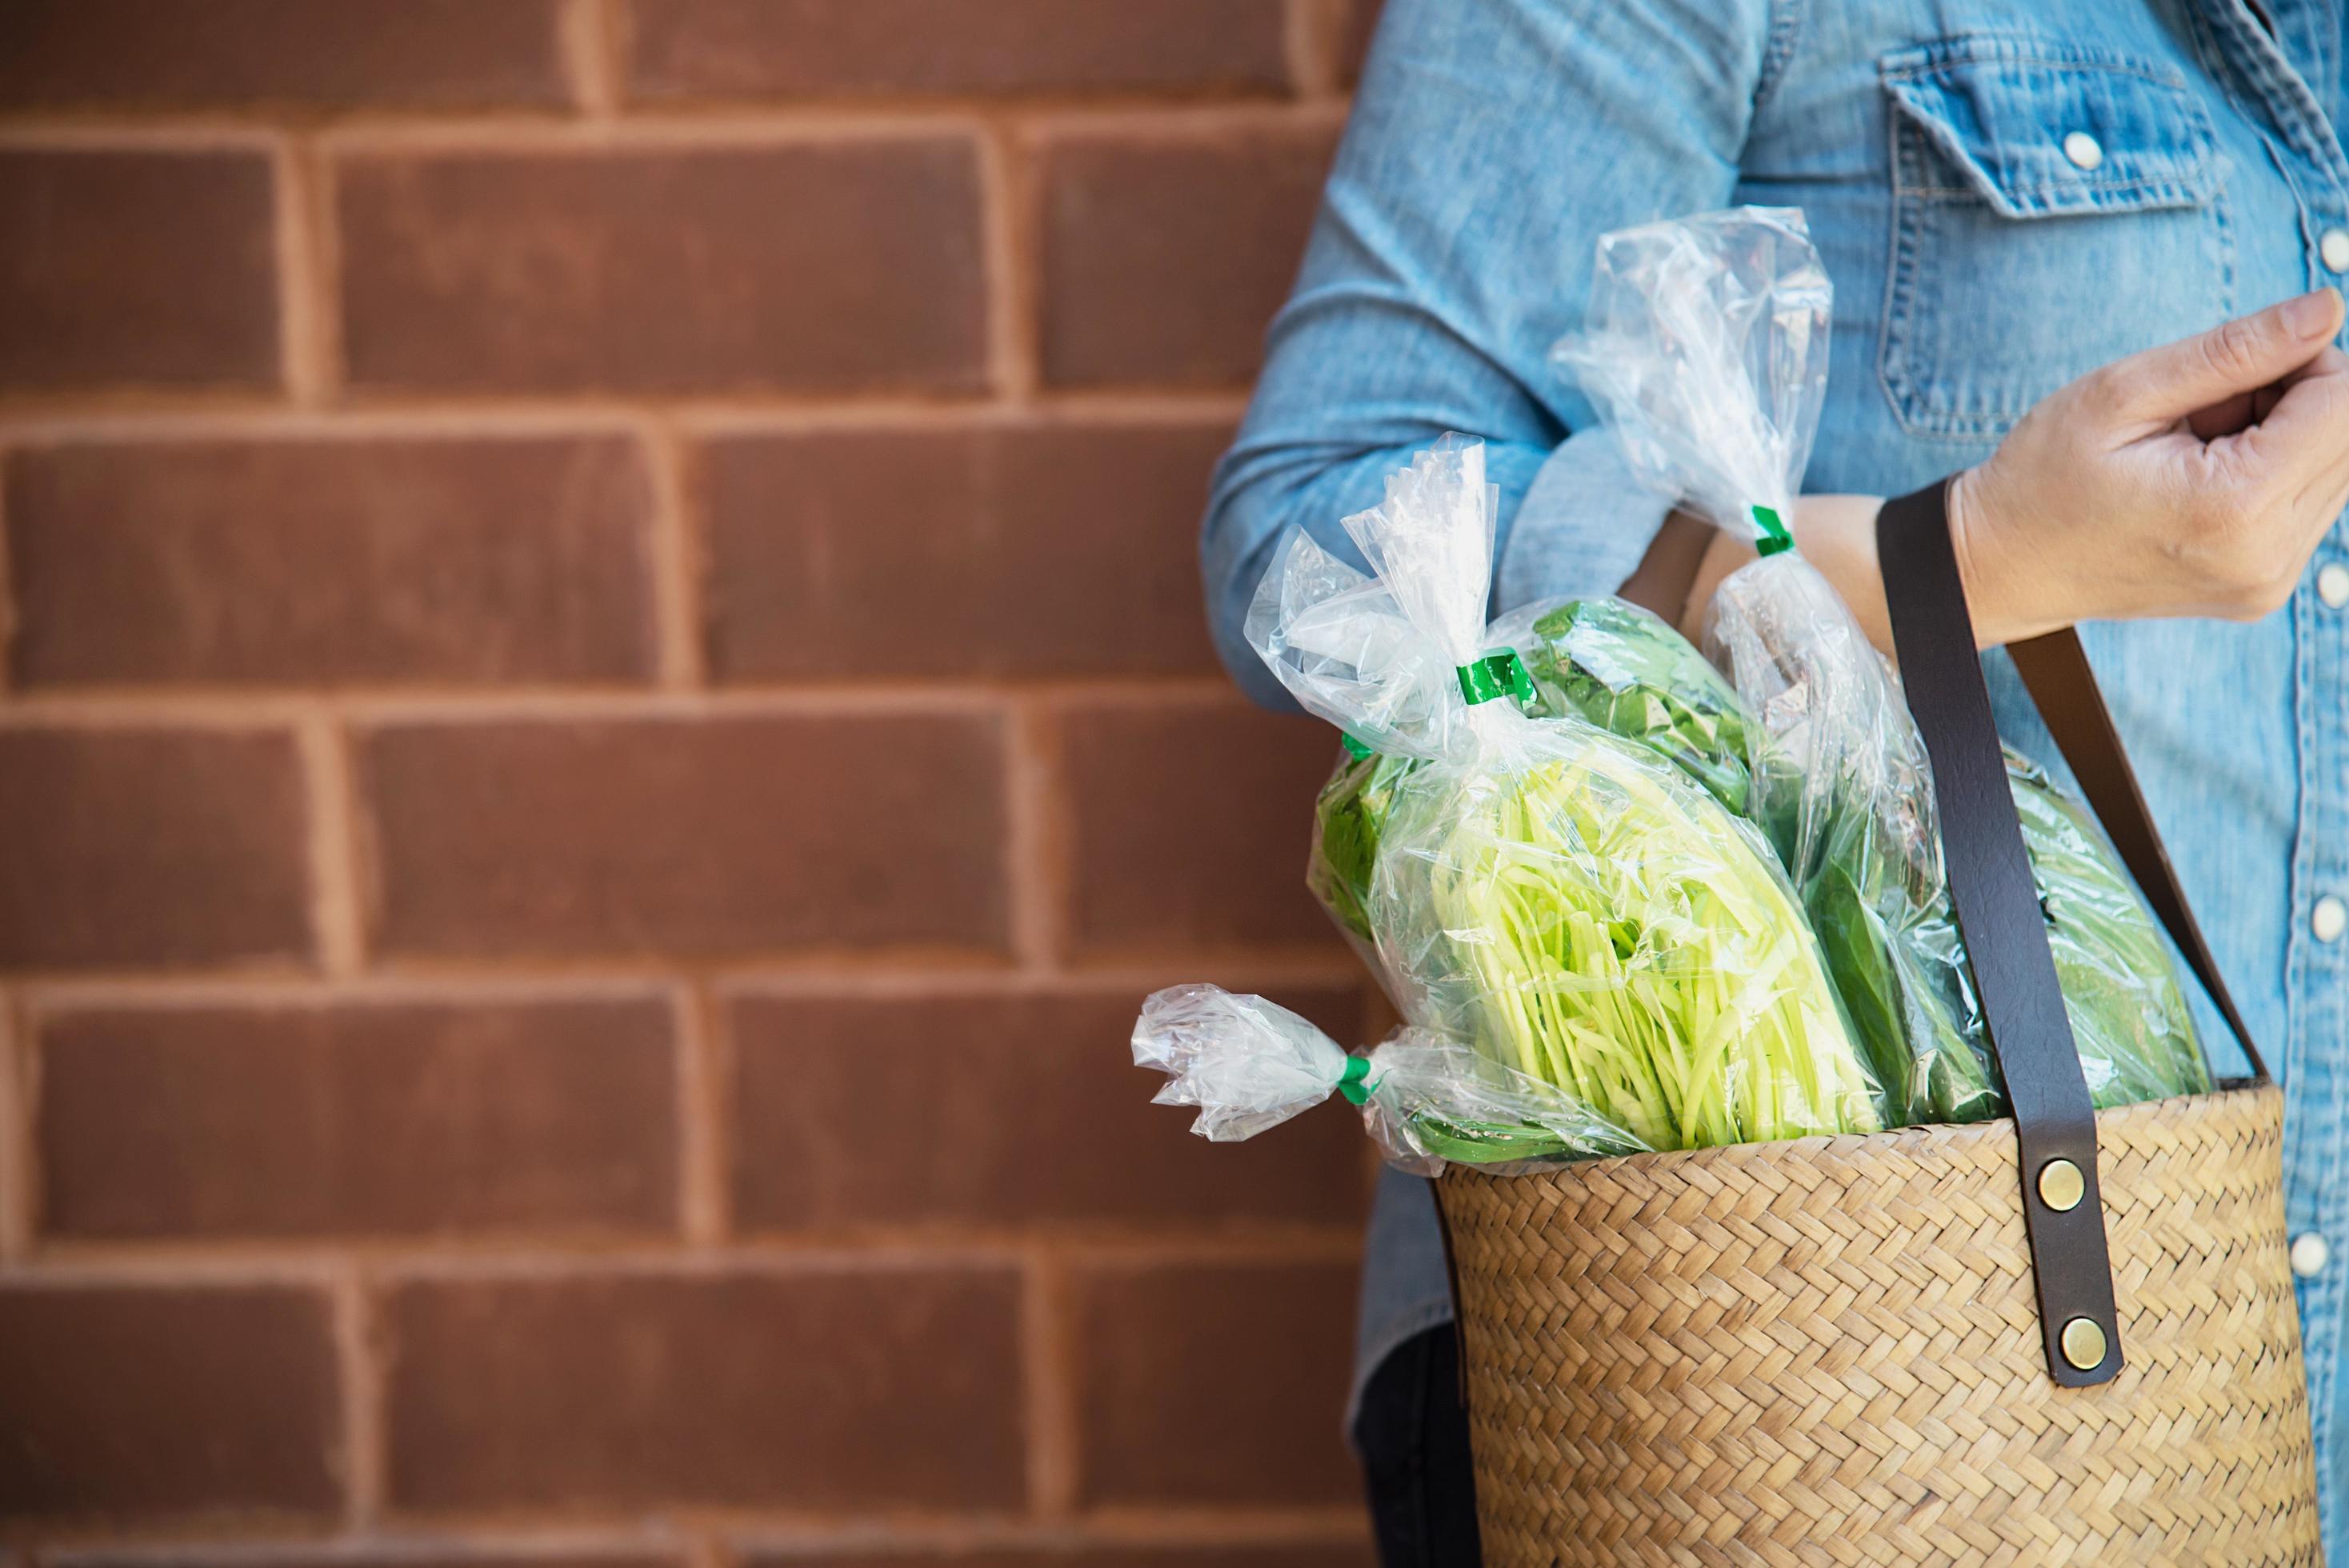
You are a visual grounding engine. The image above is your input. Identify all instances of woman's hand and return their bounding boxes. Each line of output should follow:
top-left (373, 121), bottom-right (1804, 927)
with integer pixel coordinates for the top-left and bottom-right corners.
top-left (1673, 289), bottom-right (2349, 650)
top-left (1953, 286), bottom-right (2349, 642)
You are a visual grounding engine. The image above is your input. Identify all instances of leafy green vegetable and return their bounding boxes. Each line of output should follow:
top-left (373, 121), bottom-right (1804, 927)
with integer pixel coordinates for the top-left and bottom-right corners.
top-left (1800, 828), bottom-right (1998, 1124)
top-left (1308, 747), bottom-right (1416, 946)
top-left (1514, 597), bottom-right (1755, 816)
top-left (1388, 733), bottom-right (1880, 1150)
top-left (2010, 751), bottom-right (2209, 1106)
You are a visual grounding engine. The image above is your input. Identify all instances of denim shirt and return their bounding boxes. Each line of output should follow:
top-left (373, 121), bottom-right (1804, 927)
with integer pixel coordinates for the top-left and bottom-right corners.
top-left (1201, 0), bottom-right (2349, 1548)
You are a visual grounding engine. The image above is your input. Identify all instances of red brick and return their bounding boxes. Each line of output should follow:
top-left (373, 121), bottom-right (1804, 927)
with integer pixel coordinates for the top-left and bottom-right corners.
top-left (0, 148), bottom-right (278, 394)
top-left (337, 143), bottom-right (986, 396)
top-left (726, 985), bottom-right (1367, 1231)
top-left (382, 1266), bottom-right (1025, 1510)
top-left (702, 421), bottom-right (1227, 682)
top-left (625, 0), bottom-right (1290, 102)
top-left (37, 996), bottom-right (678, 1241)
top-left (746, 1550), bottom-right (1372, 1568)
top-left (0, 1), bottom-right (570, 112)
top-left (1038, 126), bottom-right (1335, 389)
top-left (6, 436), bottom-right (658, 688)
top-left (359, 714), bottom-right (1008, 959)
top-left (0, 1282), bottom-right (340, 1520)
top-left (1070, 1257), bottom-right (1358, 1506)
top-left (1057, 700), bottom-right (1341, 958)
top-left (0, 726), bottom-right (310, 970)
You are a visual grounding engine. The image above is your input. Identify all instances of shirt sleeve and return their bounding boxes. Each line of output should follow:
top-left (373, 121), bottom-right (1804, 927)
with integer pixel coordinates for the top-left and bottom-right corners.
top-left (1201, 0), bottom-right (1776, 709)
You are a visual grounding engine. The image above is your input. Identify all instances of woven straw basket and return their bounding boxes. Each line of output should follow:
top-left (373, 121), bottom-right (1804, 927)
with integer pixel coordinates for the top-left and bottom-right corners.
top-left (1439, 1082), bottom-right (2318, 1565)
top-left (1425, 489), bottom-right (2322, 1565)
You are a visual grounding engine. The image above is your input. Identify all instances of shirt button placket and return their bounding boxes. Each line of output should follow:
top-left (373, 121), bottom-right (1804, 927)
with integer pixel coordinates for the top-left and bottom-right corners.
top-left (2301, 442), bottom-right (2349, 1556)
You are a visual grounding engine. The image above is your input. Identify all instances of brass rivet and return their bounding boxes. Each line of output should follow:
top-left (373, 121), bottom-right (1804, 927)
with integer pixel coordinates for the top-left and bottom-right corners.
top-left (2061, 1316), bottom-right (2108, 1371)
top-left (2038, 1158), bottom-right (2085, 1212)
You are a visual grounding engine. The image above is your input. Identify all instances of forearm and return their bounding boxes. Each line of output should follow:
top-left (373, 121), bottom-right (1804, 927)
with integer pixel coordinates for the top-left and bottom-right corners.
top-left (1676, 481), bottom-right (2055, 654)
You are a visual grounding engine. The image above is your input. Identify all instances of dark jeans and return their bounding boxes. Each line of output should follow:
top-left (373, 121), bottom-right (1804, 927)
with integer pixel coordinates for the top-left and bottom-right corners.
top-left (1352, 1323), bottom-right (1483, 1568)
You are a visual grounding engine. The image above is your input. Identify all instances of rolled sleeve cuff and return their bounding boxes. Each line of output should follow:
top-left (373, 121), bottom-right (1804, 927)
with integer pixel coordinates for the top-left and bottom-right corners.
top-left (1494, 426), bottom-right (1677, 615)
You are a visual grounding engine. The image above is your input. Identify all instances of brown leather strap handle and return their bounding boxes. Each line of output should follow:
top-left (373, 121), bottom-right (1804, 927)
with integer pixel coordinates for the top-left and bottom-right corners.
top-left (1879, 479), bottom-right (2123, 1388)
top-left (2007, 630), bottom-right (2271, 1080)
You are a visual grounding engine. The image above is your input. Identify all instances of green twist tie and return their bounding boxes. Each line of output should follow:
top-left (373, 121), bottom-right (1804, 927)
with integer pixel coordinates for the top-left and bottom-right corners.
top-left (1339, 731), bottom-right (1376, 761)
top-left (1456, 649), bottom-right (1535, 709)
top-left (1336, 1054), bottom-right (1379, 1106)
top-left (1752, 503), bottom-right (1795, 558)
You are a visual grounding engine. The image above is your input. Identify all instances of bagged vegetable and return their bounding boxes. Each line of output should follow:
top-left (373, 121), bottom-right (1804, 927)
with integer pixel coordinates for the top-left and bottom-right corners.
top-left (1310, 594), bottom-right (1751, 953)
top-left (1133, 983), bottom-right (1643, 1174)
top-left (1241, 436), bottom-right (1880, 1155)
top-left (1554, 206), bottom-right (2207, 1120)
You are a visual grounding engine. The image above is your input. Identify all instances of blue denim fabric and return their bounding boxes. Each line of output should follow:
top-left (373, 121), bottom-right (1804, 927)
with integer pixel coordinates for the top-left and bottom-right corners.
top-left (1203, 0), bottom-right (2349, 1546)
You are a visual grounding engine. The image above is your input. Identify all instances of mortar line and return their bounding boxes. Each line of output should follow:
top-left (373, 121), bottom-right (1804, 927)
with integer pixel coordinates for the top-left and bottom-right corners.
top-left (1285, 0), bottom-right (1338, 99)
top-left (674, 979), bottom-right (731, 1247)
top-left (562, 0), bottom-right (625, 117)
top-left (0, 989), bottom-right (33, 1262)
top-left (638, 414), bottom-right (708, 689)
top-left (0, 678), bottom-right (1240, 724)
top-left (686, 1529), bottom-right (738, 1568)
top-left (296, 713), bottom-right (367, 976)
top-left (1021, 1242), bottom-right (1080, 1519)
top-left (1002, 696), bottom-right (1064, 972)
top-left (978, 116), bottom-right (1037, 405)
top-left (30, 1534), bottom-right (714, 1563)
top-left (13, 956), bottom-right (1363, 1012)
top-left (0, 432), bottom-right (14, 699)
top-left (295, 101), bottom-right (1340, 154)
top-left (10, 1229), bottom-right (1362, 1281)
top-left (271, 133), bottom-right (330, 406)
top-left (331, 1266), bottom-right (386, 1526)
top-left (14, 1509), bottom-right (1369, 1558)
top-left (303, 131), bottom-right (348, 400)
top-left (0, 388), bottom-right (1250, 436)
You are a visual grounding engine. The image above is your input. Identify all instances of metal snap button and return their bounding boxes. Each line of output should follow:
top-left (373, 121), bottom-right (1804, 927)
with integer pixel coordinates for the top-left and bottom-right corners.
top-left (2060, 1315), bottom-right (2108, 1370)
top-left (2063, 131), bottom-right (2104, 171)
top-left (2315, 895), bottom-right (2348, 945)
top-left (2038, 1158), bottom-right (2086, 1212)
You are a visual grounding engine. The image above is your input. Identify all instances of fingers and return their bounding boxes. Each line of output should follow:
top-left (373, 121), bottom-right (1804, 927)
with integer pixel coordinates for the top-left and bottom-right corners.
top-left (2223, 345), bottom-right (2349, 494)
top-left (2089, 289), bottom-right (2345, 426)
top-left (2187, 334), bottom-right (2343, 437)
top-left (2187, 390), bottom-right (2258, 440)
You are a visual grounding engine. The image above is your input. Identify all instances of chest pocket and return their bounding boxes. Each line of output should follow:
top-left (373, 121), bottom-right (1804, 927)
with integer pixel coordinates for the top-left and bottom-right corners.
top-left (1879, 35), bottom-right (2234, 442)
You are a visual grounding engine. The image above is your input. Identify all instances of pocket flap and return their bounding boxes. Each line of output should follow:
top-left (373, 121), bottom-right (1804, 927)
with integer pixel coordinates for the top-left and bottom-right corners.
top-left (1883, 36), bottom-right (2222, 217)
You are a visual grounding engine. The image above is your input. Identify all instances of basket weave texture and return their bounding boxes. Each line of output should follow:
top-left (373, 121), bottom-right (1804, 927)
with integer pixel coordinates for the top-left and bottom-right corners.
top-left (1439, 1082), bottom-right (2318, 1566)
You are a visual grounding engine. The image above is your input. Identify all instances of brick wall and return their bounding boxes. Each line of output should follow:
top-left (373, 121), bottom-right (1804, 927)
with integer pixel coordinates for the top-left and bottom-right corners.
top-left (0, 3), bottom-right (1383, 1563)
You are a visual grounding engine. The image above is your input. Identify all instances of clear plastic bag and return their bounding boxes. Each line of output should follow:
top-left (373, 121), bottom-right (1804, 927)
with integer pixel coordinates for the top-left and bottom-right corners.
top-left (1489, 594), bottom-right (1756, 818)
top-left (1248, 437), bottom-right (1880, 1158)
top-left (1310, 594), bottom-right (1754, 963)
top-left (1132, 983), bottom-right (1643, 1176)
top-left (1553, 207), bottom-right (2206, 1120)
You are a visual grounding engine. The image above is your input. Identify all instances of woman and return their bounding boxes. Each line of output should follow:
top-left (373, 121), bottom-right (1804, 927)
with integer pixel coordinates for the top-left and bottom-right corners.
top-left (1201, 1), bottom-right (2349, 1561)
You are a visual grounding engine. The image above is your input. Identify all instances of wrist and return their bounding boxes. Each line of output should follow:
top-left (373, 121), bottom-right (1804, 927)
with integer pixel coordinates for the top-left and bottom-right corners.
top-left (1945, 468), bottom-right (1999, 633)
top-left (1946, 466), bottom-right (2063, 648)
